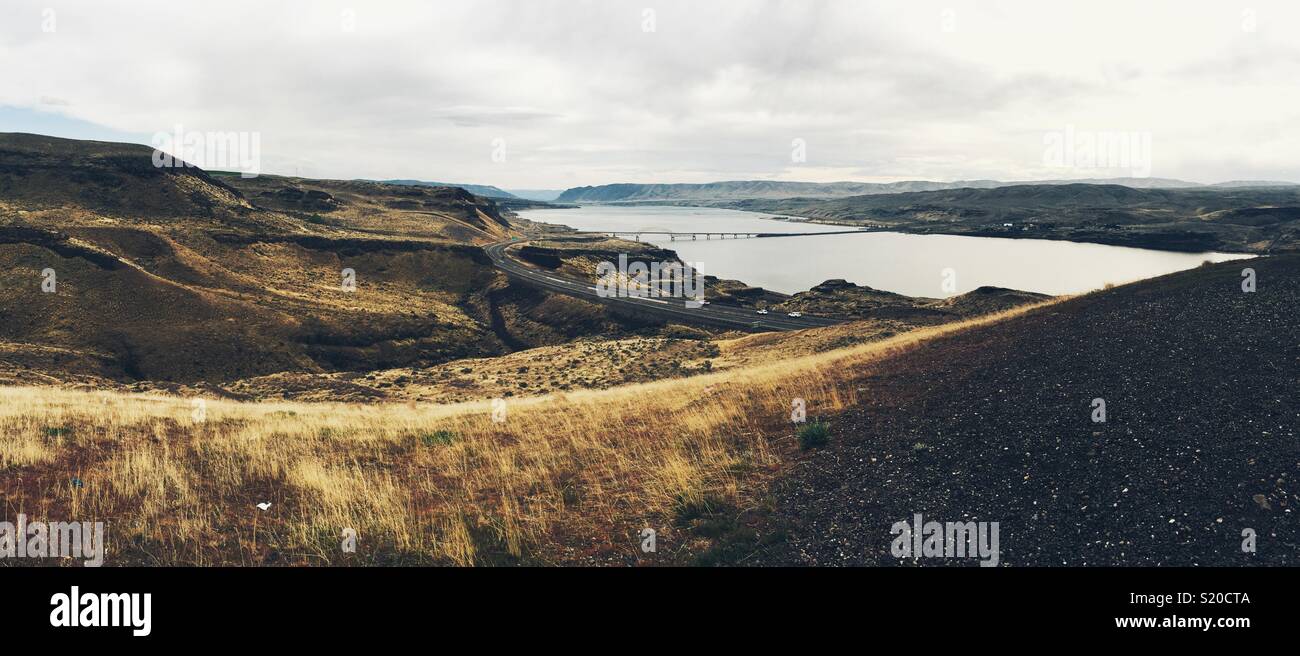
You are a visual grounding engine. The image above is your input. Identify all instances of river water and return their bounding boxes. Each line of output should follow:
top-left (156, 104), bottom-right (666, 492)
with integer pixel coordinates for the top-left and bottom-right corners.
top-left (518, 205), bottom-right (1252, 297)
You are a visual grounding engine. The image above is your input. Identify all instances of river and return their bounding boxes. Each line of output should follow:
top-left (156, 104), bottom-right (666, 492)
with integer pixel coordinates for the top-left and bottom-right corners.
top-left (516, 205), bottom-right (1252, 297)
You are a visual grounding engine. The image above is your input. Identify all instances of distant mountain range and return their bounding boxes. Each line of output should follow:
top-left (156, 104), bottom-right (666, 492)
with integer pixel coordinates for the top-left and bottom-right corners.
top-left (505, 189), bottom-right (565, 202)
top-left (366, 178), bottom-right (1300, 205)
top-left (555, 178), bottom-right (1299, 203)
top-left (380, 179), bottom-right (518, 199)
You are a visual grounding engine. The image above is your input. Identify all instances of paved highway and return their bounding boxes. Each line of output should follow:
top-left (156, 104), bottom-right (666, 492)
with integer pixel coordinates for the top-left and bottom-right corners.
top-left (484, 240), bottom-right (844, 332)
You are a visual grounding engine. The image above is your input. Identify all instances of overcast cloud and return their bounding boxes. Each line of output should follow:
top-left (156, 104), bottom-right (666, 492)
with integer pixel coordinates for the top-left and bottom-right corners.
top-left (2, 0), bottom-right (1298, 187)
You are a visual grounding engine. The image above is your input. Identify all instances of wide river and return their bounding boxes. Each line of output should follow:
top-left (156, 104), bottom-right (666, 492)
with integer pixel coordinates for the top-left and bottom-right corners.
top-left (517, 205), bottom-right (1252, 297)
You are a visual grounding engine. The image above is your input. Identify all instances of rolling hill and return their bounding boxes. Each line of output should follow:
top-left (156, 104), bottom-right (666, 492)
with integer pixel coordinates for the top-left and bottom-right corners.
top-left (727, 184), bottom-right (1300, 253)
top-left (380, 179), bottom-right (518, 199)
top-left (0, 133), bottom-right (670, 390)
top-left (553, 177), bottom-right (1231, 203)
top-left (748, 254), bottom-right (1299, 566)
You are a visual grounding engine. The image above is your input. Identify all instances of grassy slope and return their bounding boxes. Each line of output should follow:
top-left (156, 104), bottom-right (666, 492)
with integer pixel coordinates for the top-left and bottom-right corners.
top-left (0, 297), bottom-right (1058, 565)
top-left (8, 257), bottom-right (1284, 566)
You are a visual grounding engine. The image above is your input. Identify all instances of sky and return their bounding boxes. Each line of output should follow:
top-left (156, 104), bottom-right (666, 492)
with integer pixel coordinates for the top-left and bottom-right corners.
top-left (2, 0), bottom-right (1298, 188)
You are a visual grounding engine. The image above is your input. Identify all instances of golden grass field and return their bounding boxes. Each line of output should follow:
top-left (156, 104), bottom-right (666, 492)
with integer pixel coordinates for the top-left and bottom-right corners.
top-left (0, 299), bottom-right (1058, 566)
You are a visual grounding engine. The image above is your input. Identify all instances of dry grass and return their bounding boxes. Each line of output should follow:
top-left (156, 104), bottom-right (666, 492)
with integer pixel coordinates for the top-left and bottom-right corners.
top-left (0, 299), bottom-right (1059, 566)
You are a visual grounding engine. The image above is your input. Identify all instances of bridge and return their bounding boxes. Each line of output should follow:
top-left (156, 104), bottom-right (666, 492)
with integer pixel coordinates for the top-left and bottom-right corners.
top-left (595, 229), bottom-right (871, 241)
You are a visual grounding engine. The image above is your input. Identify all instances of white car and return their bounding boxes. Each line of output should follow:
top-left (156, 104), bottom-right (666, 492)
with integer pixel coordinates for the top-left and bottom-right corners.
top-left (756, 309), bottom-right (769, 315)
top-left (787, 311), bottom-right (803, 318)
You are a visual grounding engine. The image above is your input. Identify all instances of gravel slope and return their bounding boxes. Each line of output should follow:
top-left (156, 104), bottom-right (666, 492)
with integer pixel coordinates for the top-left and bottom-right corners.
top-left (760, 255), bottom-right (1299, 566)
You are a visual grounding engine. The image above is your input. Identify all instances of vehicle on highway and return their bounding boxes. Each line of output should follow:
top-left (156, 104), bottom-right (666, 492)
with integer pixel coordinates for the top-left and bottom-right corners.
top-left (757, 309), bottom-right (769, 315)
top-left (788, 311), bottom-right (802, 318)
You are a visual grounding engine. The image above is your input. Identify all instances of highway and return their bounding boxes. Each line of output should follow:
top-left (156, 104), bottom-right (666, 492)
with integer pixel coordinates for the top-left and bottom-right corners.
top-left (484, 240), bottom-right (844, 332)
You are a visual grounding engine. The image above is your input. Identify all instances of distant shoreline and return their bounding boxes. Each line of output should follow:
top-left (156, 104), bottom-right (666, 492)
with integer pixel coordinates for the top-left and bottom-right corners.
top-left (518, 201), bottom-right (1261, 256)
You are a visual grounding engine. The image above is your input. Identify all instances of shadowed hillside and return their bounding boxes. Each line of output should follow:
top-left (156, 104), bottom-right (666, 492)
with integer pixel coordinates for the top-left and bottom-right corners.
top-left (0, 132), bottom-right (259, 223)
top-left (742, 255), bottom-right (1300, 566)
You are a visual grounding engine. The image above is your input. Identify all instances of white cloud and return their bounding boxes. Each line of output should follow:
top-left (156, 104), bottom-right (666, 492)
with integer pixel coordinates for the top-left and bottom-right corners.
top-left (2, 0), bottom-right (1298, 186)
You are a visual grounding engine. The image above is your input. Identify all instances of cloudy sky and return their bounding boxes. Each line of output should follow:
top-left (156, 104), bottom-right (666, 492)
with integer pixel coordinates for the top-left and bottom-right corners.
top-left (2, 0), bottom-right (1298, 188)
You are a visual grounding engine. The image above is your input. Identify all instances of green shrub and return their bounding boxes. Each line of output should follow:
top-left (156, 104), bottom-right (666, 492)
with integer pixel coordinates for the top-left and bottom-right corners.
top-left (420, 430), bottom-right (456, 447)
top-left (796, 421), bottom-right (830, 450)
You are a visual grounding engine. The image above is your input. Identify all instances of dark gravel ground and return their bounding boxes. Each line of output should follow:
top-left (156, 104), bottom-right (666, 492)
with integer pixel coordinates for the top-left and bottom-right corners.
top-left (752, 255), bottom-right (1299, 566)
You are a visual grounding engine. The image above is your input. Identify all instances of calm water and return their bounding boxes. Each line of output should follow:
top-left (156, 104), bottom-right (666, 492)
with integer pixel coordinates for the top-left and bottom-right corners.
top-left (519, 205), bottom-right (1251, 297)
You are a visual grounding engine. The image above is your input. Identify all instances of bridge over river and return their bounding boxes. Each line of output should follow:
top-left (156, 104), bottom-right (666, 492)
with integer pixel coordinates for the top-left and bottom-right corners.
top-left (593, 229), bottom-right (871, 241)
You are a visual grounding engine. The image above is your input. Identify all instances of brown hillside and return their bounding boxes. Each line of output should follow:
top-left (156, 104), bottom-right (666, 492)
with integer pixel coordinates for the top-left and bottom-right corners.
top-left (0, 134), bottom-right (667, 388)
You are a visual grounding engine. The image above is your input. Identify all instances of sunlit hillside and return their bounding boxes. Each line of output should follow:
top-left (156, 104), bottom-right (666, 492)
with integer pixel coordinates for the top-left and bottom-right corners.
top-left (0, 300), bottom-right (1053, 566)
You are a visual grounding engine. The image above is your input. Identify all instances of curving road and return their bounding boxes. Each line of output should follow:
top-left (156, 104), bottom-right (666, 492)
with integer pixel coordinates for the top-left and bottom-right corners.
top-left (484, 239), bottom-right (843, 332)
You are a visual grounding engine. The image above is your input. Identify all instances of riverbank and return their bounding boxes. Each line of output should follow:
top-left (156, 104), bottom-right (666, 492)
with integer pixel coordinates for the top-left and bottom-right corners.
top-left (715, 185), bottom-right (1299, 255)
top-left (547, 186), bottom-right (1293, 255)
